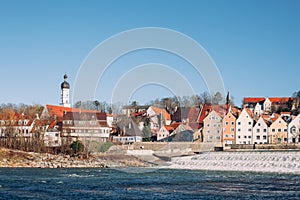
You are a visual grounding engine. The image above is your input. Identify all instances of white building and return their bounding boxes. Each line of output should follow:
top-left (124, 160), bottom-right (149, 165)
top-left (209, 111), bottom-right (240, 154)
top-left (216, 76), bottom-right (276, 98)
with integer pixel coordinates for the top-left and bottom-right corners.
top-left (288, 114), bottom-right (300, 143)
top-left (236, 108), bottom-right (253, 144)
top-left (112, 135), bottom-right (142, 144)
top-left (60, 74), bottom-right (71, 108)
top-left (252, 116), bottom-right (269, 144)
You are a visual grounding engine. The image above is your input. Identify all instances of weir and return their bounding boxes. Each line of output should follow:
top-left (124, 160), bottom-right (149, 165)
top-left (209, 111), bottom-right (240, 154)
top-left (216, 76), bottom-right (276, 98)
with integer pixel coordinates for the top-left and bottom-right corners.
top-left (165, 151), bottom-right (300, 174)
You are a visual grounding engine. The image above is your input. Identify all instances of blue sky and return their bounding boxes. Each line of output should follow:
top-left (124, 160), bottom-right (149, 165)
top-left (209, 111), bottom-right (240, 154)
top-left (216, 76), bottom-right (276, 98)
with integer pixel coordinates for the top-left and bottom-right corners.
top-left (0, 0), bottom-right (299, 107)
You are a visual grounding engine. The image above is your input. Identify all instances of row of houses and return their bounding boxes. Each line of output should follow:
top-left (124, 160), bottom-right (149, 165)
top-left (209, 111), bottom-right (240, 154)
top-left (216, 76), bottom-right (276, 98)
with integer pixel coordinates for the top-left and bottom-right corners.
top-left (122, 96), bottom-right (300, 145)
top-left (0, 74), bottom-right (299, 149)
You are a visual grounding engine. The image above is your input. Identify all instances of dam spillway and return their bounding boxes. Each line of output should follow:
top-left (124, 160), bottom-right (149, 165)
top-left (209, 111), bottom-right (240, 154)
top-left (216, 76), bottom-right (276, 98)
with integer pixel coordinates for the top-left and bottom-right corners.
top-left (164, 151), bottom-right (300, 174)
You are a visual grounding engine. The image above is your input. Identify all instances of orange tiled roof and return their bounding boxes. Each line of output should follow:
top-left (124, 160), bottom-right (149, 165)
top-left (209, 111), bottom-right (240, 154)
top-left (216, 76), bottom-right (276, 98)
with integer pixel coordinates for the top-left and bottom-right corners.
top-left (150, 106), bottom-right (171, 121)
top-left (244, 97), bottom-right (265, 103)
top-left (46, 104), bottom-right (98, 119)
top-left (244, 97), bottom-right (296, 104)
top-left (198, 105), bottom-right (212, 124)
top-left (165, 125), bottom-right (174, 131)
top-left (269, 97), bottom-right (296, 103)
top-left (170, 122), bottom-right (181, 129)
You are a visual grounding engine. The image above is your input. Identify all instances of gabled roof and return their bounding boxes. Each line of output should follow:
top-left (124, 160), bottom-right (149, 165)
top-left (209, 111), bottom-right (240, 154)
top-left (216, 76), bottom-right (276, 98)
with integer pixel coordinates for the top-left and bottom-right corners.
top-left (243, 97), bottom-right (266, 104)
top-left (244, 97), bottom-right (296, 104)
top-left (269, 97), bottom-right (296, 103)
top-left (63, 111), bottom-right (107, 126)
top-left (149, 106), bottom-right (171, 121)
top-left (245, 108), bottom-right (253, 119)
top-left (170, 122), bottom-right (181, 130)
top-left (115, 116), bottom-right (142, 136)
top-left (172, 107), bottom-right (200, 124)
top-left (164, 125), bottom-right (174, 131)
top-left (198, 105), bottom-right (212, 125)
top-left (45, 104), bottom-right (98, 121)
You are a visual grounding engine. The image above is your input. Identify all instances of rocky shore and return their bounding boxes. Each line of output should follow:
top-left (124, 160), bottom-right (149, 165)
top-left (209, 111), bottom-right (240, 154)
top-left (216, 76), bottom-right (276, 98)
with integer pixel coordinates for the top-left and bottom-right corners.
top-left (0, 148), bottom-right (149, 168)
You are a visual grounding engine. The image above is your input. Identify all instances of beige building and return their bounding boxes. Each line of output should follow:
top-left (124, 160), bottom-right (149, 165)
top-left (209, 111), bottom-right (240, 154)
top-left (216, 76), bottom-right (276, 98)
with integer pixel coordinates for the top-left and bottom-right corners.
top-left (269, 116), bottom-right (288, 144)
top-left (203, 110), bottom-right (223, 143)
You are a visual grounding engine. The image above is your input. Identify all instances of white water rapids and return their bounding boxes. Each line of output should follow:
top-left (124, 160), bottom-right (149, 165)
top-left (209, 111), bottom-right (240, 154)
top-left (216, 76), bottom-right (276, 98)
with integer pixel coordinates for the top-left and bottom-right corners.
top-left (163, 151), bottom-right (300, 174)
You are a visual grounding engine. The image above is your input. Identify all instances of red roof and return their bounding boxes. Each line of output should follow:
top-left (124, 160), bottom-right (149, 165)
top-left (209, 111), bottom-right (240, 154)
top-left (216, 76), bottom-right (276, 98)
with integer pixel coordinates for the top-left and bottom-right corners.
top-left (244, 97), bottom-right (296, 104)
top-left (164, 125), bottom-right (174, 131)
top-left (45, 104), bottom-right (98, 120)
top-left (170, 122), bottom-right (181, 129)
top-left (243, 97), bottom-right (265, 103)
top-left (269, 97), bottom-right (296, 103)
top-left (149, 106), bottom-right (171, 121)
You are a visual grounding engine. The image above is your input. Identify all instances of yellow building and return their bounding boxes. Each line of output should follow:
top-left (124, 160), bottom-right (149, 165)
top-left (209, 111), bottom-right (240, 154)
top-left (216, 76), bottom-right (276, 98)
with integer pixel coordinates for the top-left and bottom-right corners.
top-left (269, 116), bottom-right (288, 144)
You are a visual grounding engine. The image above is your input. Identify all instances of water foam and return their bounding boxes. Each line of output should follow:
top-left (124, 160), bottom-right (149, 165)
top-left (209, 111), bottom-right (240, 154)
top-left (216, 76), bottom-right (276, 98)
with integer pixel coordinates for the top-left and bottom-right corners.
top-left (163, 151), bottom-right (300, 174)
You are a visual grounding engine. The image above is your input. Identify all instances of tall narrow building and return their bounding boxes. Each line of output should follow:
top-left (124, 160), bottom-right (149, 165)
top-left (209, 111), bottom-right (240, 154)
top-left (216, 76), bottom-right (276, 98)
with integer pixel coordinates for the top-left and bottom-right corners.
top-left (60, 74), bottom-right (71, 107)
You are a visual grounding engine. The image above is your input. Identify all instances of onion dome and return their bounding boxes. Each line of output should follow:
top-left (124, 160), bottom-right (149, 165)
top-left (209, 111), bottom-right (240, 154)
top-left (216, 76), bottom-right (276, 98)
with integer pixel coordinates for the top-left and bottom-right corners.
top-left (61, 74), bottom-right (70, 89)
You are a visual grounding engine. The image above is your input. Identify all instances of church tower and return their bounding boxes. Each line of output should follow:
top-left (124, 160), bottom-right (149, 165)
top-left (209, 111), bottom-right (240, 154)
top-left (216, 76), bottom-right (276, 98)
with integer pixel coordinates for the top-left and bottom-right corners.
top-left (60, 74), bottom-right (71, 107)
top-left (226, 91), bottom-right (231, 105)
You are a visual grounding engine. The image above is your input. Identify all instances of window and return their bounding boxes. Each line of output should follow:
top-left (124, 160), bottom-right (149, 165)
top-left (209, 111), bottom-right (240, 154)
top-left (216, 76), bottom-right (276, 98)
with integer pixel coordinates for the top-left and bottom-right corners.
top-left (225, 121), bottom-right (228, 125)
top-left (272, 129), bottom-right (275, 132)
top-left (244, 136), bottom-right (247, 139)
top-left (263, 129), bottom-right (267, 132)
top-left (263, 136), bottom-right (267, 140)
top-left (248, 122), bottom-right (251, 125)
top-left (248, 136), bottom-right (251, 138)
top-left (257, 129), bottom-right (260, 132)
top-left (248, 129), bottom-right (251, 132)
top-left (258, 123), bottom-right (261, 126)
top-left (231, 134), bottom-right (234, 138)
top-left (225, 134), bottom-right (228, 138)
top-left (238, 136), bottom-right (241, 139)
top-left (238, 129), bottom-right (241, 132)
top-left (230, 128), bottom-right (234, 132)
top-left (284, 138), bottom-right (287, 141)
top-left (278, 138), bottom-right (281, 142)
top-left (256, 136), bottom-right (260, 139)
top-left (207, 131), bottom-right (210, 134)
top-left (238, 122), bottom-right (241, 125)
top-left (278, 128), bottom-right (281, 132)
top-left (279, 120), bottom-right (281, 123)
top-left (231, 122), bottom-right (235, 125)
top-left (284, 129), bottom-right (287, 132)
top-left (216, 136), bottom-right (220, 140)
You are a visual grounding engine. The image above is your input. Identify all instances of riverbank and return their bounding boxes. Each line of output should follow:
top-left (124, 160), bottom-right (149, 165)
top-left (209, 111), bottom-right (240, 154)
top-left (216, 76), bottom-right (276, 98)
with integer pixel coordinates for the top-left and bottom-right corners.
top-left (0, 148), bottom-right (149, 168)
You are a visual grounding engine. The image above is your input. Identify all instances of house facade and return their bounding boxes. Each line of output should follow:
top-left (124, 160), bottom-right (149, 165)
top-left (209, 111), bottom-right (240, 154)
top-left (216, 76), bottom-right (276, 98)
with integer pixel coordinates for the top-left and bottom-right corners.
top-left (0, 114), bottom-right (34, 138)
top-left (252, 116), bottom-right (269, 144)
top-left (222, 111), bottom-right (236, 145)
top-left (288, 114), bottom-right (300, 143)
top-left (236, 108), bottom-right (253, 144)
top-left (157, 125), bottom-right (173, 141)
top-left (203, 110), bottom-right (223, 143)
top-left (146, 106), bottom-right (171, 132)
top-left (269, 116), bottom-right (288, 144)
top-left (61, 111), bottom-right (110, 144)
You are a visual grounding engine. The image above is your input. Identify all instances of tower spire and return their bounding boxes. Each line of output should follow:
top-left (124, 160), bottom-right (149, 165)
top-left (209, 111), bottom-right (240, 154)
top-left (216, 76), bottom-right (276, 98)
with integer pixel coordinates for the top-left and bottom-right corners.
top-left (60, 73), bottom-right (71, 107)
top-left (226, 91), bottom-right (231, 105)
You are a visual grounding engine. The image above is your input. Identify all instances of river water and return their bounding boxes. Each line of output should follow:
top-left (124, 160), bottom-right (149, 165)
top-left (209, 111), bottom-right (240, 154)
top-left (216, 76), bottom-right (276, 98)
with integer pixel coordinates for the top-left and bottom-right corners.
top-left (0, 168), bottom-right (299, 199)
